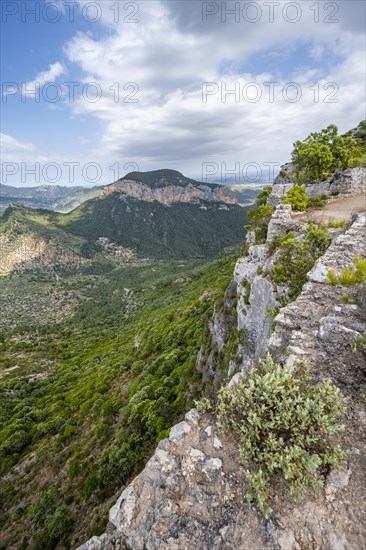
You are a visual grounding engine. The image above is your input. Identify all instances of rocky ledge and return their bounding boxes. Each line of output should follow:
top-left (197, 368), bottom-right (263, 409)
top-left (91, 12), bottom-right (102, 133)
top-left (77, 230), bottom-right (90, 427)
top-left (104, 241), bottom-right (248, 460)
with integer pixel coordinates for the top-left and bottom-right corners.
top-left (77, 409), bottom-right (278, 550)
top-left (268, 166), bottom-right (366, 206)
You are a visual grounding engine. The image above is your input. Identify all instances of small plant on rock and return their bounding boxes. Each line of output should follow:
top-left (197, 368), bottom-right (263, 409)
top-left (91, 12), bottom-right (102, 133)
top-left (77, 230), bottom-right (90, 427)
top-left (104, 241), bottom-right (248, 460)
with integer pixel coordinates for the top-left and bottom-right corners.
top-left (194, 397), bottom-right (212, 413)
top-left (351, 330), bottom-right (366, 354)
top-left (328, 218), bottom-right (347, 229)
top-left (217, 354), bottom-right (346, 517)
top-left (327, 256), bottom-right (366, 286)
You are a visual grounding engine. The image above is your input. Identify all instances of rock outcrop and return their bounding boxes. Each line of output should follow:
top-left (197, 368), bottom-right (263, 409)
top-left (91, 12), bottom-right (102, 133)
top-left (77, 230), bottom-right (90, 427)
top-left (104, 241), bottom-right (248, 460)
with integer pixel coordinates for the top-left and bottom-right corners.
top-left (79, 203), bottom-right (366, 550)
top-left (233, 244), bottom-right (277, 368)
top-left (78, 410), bottom-right (278, 550)
top-left (197, 280), bottom-right (238, 383)
top-left (269, 213), bottom-right (366, 376)
top-left (268, 166), bottom-right (366, 206)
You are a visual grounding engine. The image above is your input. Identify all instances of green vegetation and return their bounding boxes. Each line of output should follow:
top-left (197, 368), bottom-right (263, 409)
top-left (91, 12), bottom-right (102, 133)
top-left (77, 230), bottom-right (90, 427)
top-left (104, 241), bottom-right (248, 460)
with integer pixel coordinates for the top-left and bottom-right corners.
top-left (194, 397), bottom-right (212, 413)
top-left (351, 330), bottom-right (366, 354)
top-left (307, 196), bottom-right (326, 208)
top-left (245, 186), bottom-right (274, 244)
top-left (242, 278), bottom-right (251, 305)
top-left (246, 205), bottom-right (274, 244)
top-left (327, 256), bottom-right (366, 286)
top-left (343, 120), bottom-right (366, 151)
top-left (0, 256), bottom-right (236, 548)
top-left (328, 218), bottom-right (347, 229)
top-left (255, 186), bottom-right (272, 206)
top-left (1, 195), bottom-right (248, 262)
top-left (291, 124), bottom-right (365, 184)
top-left (272, 222), bottom-right (331, 301)
top-left (265, 306), bottom-right (281, 333)
top-left (217, 354), bottom-right (346, 517)
top-left (283, 185), bottom-right (309, 211)
top-left (282, 186), bottom-right (328, 211)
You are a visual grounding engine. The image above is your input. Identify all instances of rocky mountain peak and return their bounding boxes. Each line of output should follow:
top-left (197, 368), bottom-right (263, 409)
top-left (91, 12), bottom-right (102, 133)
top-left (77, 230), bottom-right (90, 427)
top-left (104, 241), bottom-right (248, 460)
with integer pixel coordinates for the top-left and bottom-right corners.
top-left (103, 170), bottom-right (237, 206)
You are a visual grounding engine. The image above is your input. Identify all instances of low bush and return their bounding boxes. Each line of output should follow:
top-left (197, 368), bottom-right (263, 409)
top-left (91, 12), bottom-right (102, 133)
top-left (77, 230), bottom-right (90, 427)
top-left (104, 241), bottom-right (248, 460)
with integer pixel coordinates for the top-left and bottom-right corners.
top-left (283, 185), bottom-right (309, 211)
top-left (242, 278), bottom-right (251, 305)
top-left (217, 354), bottom-right (346, 516)
top-left (255, 186), bottom-right (272, 206)
top-left (272, 222), bottom-right (331, 301)
top-left (308, 197), bottom-right (325, 208)
top-left (246, 205), bottom-right (274, 244)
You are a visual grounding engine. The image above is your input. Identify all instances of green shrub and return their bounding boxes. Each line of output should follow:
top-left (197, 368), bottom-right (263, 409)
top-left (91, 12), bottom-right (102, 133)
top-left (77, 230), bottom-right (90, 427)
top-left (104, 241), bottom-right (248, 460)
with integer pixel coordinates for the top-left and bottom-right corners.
top-left (80, 473), bottom-right (99, 498)
top-left (246, 205), bottom-right (274, 244)
top-left (272, 223), bottom-right (331, 301)
top-left (341, 294), bottom-right (352, 305)
top-left (32, 505), bottom-right (73, 550)
top-left (67, 459), bottom-right (81, 479)
top-left (327, 269), bottom-right (338, 285)
top-left (45, 505), bottom-right (73, 542)
top-left (348, 150), bottom-right (366, 168)
top-left (265, 306), bottom-right (281, 332)
top-left (291, 124), bottom-right (363, 184)
top-left (283, 186), bottom-right (309, 211)
top-left (255, 186), bottom-right (272, 206)
top-left (99, 443), bottom-right (135, 488)
top-left (327, 256), bottom-right (366, 286)
top-left (242, 278), bottom-right (251, 305)
top-left (194, 397), bottom-right (212, 413)
top-left (308, 197), bottom-right (325, 208)
top-left (217, 354), bottom-right (346, 516)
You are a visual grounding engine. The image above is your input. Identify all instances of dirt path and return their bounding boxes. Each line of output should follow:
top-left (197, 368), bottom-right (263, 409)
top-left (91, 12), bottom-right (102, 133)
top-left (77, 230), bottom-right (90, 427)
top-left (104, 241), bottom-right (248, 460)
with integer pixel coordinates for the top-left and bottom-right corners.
top-left (296, 194), bottom-right (366, 224)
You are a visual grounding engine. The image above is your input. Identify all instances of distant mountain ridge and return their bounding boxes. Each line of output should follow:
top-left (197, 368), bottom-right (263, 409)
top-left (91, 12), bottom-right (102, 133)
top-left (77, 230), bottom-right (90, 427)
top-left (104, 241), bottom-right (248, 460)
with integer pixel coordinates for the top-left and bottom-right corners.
top-left (0, 183), bottom-right (84, 198)
top-left (0, 183), bottom-right (103, 213)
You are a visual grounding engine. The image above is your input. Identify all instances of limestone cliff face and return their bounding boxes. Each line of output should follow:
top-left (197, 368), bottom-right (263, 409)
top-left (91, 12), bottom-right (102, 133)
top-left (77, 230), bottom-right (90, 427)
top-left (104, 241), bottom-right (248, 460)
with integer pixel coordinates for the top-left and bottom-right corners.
top-left (103, 180), bottom-right (237, 206)
top-left (79, 197), bottom-right (366, 549)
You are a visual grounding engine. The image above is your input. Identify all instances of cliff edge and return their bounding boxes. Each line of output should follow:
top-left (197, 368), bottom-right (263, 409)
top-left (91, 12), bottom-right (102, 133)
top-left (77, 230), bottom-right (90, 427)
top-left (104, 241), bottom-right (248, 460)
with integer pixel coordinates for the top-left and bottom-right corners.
top-left (79, 174), bottom-right (366, 550)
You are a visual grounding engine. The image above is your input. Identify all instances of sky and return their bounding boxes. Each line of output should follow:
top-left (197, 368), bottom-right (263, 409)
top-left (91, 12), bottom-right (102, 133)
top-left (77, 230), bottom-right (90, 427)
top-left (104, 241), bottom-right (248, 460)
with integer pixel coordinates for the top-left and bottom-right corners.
top-left (1, 0), bottom-right (365, 187)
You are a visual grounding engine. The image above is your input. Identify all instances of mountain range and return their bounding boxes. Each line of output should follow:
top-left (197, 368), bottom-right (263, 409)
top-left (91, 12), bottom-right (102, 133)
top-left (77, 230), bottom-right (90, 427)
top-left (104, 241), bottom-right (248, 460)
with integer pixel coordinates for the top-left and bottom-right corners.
top-left (0, 183), bottom-right (104, 213)
top-left (0, 170), bottom-right (250, 271)
top-left (0, 171), bottom-right (263, 213)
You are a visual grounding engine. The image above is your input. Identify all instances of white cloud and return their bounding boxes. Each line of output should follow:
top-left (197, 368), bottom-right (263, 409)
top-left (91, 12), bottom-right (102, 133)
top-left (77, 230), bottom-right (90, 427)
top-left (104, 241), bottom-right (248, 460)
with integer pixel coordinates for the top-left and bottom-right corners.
top-left (5, 1), bottom-right (365, 184)
top-left (59, 0), bottom-right (365, 178)
top-left (0, 133), bottom-right (39, 162)
top-left (22, 62), bottom-right (66, 93)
